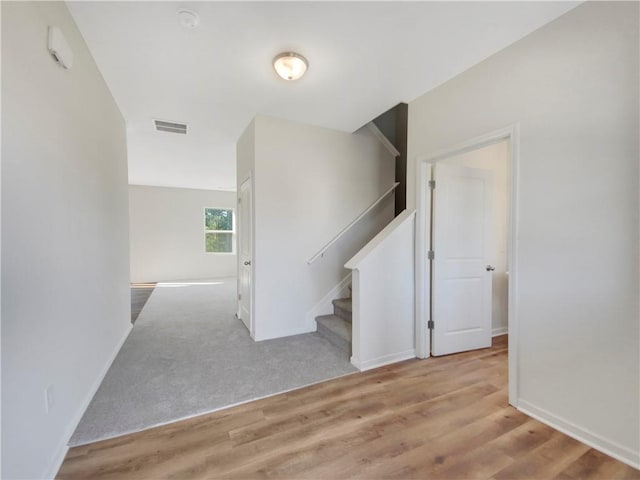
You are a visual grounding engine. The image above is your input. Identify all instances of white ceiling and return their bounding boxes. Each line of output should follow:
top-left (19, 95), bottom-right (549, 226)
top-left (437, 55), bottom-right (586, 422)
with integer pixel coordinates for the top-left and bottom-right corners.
top-left (67, 1), bottom-right (579, 191)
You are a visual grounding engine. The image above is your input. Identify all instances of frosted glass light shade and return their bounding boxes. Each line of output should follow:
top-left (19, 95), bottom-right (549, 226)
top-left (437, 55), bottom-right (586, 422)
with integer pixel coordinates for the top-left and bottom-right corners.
top-left (273, 52), bottom-right (308, 81)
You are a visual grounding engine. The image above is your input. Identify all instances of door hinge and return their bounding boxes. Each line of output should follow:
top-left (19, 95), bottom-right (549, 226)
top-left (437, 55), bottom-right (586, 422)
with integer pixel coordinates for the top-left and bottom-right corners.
top-left (238, 293), bottom-right (242, 300)
top-left (427, 320), bottom-right (435, 330)
top-left (428, 179), bottom-right (436, 189)
top-left (427, 250), bottom-right (434, 260)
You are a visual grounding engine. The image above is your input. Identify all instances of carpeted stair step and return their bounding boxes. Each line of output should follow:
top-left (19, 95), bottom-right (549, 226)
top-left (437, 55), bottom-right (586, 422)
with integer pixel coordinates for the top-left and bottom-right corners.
top-left (332, 298), bottom-right (352, 323)
top-left (316, 314), bottom-right (351, 354)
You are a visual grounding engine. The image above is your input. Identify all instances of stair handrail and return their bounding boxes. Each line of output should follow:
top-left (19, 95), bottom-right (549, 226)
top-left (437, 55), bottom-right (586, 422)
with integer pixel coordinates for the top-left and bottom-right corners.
top-left (366, 122), bottom-right (400, 157)
top-left (307, 182), bottom-right (400, 264)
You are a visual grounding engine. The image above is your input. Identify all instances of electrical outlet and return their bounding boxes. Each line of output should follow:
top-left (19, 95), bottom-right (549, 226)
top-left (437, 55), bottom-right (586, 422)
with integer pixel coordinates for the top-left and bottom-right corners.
top-left (45, 385), bottom-right (54, 414)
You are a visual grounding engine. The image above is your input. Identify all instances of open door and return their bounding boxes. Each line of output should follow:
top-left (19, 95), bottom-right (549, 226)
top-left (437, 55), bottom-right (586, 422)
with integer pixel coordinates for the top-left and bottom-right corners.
top-left (238, 177), bottom-right (252, 334)
top-left (431, 163), bottom-right (493, 356)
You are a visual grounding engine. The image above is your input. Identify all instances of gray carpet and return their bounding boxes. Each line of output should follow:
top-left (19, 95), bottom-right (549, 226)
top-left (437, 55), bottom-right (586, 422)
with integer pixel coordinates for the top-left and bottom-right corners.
top-left (130, 282), bottom-right (156, 324)
top-left (70, 277), bottom-right (357, 446)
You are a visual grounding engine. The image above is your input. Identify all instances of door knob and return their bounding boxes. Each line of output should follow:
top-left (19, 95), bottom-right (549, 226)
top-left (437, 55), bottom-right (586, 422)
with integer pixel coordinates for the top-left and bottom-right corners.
top-left (244, 261), bottom-right (251, 266)
top-left (486, 265), bottom-right (495, 271)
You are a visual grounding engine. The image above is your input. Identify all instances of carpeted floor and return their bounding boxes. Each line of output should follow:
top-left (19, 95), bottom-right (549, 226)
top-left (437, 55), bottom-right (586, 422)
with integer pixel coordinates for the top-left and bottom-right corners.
top-left (130, 282), bottom-right (156, 324)
top-left (70, 277), bottom-right (357, 446)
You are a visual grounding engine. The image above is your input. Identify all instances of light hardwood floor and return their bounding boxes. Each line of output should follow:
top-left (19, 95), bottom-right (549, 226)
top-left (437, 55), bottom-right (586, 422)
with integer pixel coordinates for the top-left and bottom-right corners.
top-left (57, 336), bottom-right (639, 479)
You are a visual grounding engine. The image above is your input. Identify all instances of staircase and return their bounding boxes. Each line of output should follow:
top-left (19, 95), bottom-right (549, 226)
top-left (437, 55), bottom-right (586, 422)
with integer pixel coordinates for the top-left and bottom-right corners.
top-left (316, 291), bottom-right (352, 354)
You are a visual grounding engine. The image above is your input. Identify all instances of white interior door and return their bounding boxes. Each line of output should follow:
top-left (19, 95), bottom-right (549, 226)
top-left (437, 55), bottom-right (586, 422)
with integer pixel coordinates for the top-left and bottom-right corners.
top-left (238, 177), bottom-right (252, 334)
top-left (431, 163), bottom-right (493, 356)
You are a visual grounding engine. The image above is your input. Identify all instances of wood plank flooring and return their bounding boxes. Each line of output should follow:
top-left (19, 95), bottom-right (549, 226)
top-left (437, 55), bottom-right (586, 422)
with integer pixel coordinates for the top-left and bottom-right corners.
top-left (57, 336), bottom-right (639, 479)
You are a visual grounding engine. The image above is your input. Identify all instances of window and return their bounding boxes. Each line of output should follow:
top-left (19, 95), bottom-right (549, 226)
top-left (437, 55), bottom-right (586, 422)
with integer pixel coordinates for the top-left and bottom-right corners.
top-left (204, 208), bottom-right (234, 253)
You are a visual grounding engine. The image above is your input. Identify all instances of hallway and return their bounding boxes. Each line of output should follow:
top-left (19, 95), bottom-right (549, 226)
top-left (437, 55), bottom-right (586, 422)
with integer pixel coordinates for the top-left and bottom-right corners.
top-left (70, 278), bottom-right (356, 446)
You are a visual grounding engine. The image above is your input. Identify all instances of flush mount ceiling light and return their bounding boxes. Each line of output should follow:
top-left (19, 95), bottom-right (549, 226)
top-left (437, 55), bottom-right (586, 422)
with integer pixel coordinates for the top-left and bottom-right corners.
top-left (178, 9), bottom-right (200, 29)
top-left (273, 52), bottom-right (308, 81)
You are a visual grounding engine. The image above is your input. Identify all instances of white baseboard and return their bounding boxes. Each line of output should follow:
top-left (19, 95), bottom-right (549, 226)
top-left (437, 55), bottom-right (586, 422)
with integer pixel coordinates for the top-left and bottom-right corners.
top-left (305, 273), bottom-right (352, 328)
top-left (44, 324), bottom-right (132, 479)
top-left (351, 349), bottom-right (415, 372)
top-left (517, 399), bottom-right (640, 469)
top-left (492, 326), bottom-right (508, 337)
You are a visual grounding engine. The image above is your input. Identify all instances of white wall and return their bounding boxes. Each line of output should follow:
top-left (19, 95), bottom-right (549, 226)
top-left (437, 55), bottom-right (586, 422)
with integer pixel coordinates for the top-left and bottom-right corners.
top-left (1, 2), bottom-right (131, 478)
top-left (238, 115), bottom-right (395, 341)
top-left (443, 140), bottom-right (509, 335)
top-left (236, 119), bottom-right (255, 185)
top-left (346, 210), bottom-right (416, 370)
top-left (408, 2), bottom-right (639, 466)
top-left (129, 185), bottom-right (237, 282)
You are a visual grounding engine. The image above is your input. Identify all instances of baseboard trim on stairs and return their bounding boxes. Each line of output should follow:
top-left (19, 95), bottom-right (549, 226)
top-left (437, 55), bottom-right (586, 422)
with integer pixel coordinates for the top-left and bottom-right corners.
top-left (517, 399), bottom-right (640, 469)
top-left (46, 323), bottom-right (132, 479)
top-left (305, 274), bottom-right (352, 329)
top-left (351, 349), bottom-right (415, 372)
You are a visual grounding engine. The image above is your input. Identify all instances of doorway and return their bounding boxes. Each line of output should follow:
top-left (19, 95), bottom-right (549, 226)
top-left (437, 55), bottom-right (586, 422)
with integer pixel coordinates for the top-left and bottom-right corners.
top-left (415, 125), bottom-right (519, 406)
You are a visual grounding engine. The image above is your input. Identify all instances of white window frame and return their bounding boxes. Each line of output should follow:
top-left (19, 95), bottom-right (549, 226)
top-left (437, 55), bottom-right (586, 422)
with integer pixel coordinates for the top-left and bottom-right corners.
top-left (204, 207), bottom-right (235, 254)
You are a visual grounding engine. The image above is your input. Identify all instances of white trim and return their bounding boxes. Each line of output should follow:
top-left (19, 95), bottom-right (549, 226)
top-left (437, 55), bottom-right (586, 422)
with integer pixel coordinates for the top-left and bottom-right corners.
top-left (345, 209), bottom-right (415, 269)
top-left (518, 399), bottom-right (640, 469)
top-left (350, 269), bottom-right (361, 364)
top-left (506, 125), bottom-right (521, 408)
top-left (237, 173), bottom-right (255, 339)
top-left (308, 182), bottom-right (399, 264)
top-left (203, 207), bottom-right (235, 254)
top-left (414, 124), bottom-right (520, 407)
top-left (492, 327), bottom-right (508, 337)
top-left (414, 162), bottom-right (432, 359)
top-left (351, 349), bottom-right (416, 372)
top-left (366, 122), bottom-right (401, 157)
top-left (305, 274), bottom-right (352, 329)
top-left (45, 324), bottom-right (132, 479)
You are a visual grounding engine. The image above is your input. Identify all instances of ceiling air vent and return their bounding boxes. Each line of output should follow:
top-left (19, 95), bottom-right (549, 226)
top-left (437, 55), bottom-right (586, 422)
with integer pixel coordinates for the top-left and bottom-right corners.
top-left (154, 120), bottom-right (187, 134)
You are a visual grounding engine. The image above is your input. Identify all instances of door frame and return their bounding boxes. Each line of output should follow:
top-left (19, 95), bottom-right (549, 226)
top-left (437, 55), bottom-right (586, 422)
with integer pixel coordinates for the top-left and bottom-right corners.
top-left (237, 172), bottom-right (255, 339)
top-left (415, 124), bottom-right (520, 407)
